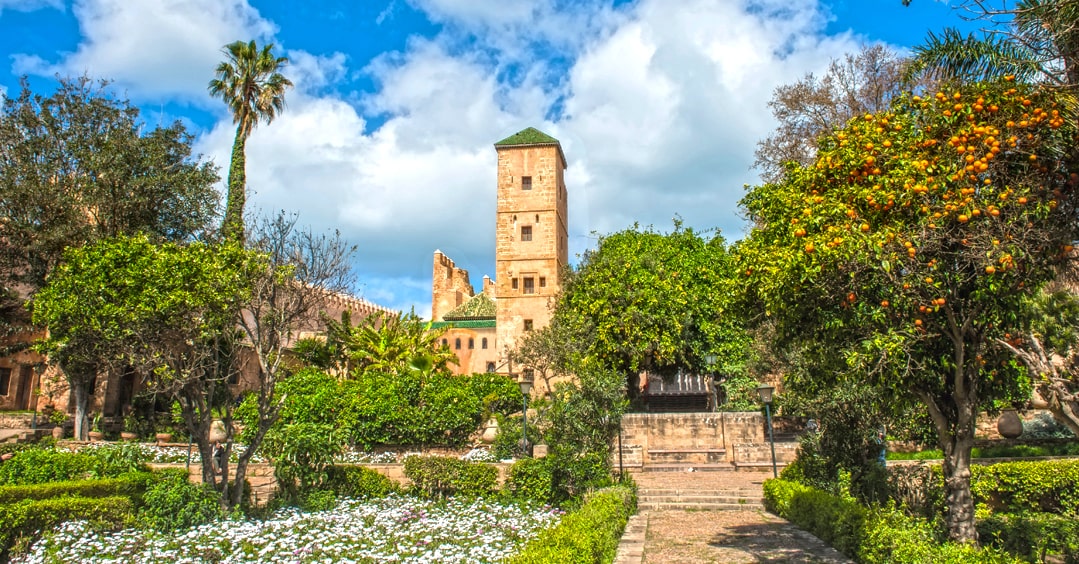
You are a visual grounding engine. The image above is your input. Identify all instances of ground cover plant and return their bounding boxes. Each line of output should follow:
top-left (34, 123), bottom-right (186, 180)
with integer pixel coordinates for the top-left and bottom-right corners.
top-left (14, 494), bottom-right (564, 563)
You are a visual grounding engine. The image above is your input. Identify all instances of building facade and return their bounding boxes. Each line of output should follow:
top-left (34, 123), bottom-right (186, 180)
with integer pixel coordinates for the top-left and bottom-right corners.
top-left (431, 127), bottom-right (568, 392)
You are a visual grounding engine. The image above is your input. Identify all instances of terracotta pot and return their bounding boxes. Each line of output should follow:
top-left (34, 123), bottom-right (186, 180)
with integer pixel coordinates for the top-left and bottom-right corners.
top-left (480, 418), bottom-right (499, 444)
top-left (88, 431), bottom-right (104, 442)
top-left (51, 426), bottom-right (64, 440)
top-left (997, 409), bottom-right (1023, 439)
top-left (155, 432), bottom-right (173, 444)
top-left (120, 432), bottom-right (138, 441)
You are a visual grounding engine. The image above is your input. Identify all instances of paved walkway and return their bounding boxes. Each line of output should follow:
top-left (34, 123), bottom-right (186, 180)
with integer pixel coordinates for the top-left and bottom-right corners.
top-left (616, 471), bottom-right (851, 564)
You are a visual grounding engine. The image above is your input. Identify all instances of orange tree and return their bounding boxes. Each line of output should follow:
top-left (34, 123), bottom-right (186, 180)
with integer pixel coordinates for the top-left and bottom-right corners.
top-left (737, 78), bottom-right (1078, 543)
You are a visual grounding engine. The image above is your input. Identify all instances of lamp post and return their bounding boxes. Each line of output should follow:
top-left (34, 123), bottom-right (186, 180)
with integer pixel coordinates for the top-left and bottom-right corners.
top-left (518, 376), bottom-right (533, 457)
top-left (757, 384), bottom-right (778, 478)
top-left (704, 354), bottom-right (718, 410)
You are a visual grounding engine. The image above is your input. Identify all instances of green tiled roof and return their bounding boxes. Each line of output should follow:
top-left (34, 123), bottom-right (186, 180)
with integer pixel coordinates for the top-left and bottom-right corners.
top-left (443, 292), bottom-right (496, 320)
top-left (495, 127), bottom-right (560, 146)
top-left (429, 319), bottom-right (497, 329)
top-left (494, 127), bottom-right (568, 168)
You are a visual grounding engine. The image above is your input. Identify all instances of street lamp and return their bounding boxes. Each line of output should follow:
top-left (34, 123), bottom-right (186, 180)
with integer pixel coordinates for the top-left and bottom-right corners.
top-left (518, 376), bottom-right (534, 457)
top-left (757, 384), bottom-right (778, 478)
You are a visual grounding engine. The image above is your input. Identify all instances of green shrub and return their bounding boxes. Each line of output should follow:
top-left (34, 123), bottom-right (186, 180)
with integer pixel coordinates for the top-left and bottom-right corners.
top-left (763, 478), bottom-right (1019, 563)
top-left (324, 465), bottom-right (400, 499)
top-left (263, 421), bottom-right (343, 502)
top-left (0, 472), bottom-right (154, 504)
top-left (84, 442), bottom-right (152, 477)
top-left (978, 512), bottom-right (1079, 563)
top-left (467, 372), bottom-right (524, 417)
top-left (0, 495), bottom-right (134, 560)
top-left (0, 448), bottom-right (94, 485)
top-left (889, 459), bottom-right (1079, 518)
top-left (505, 458), bottom-right (555, 505)
top-left (299, 489), bottom-right (337, 511)
top-left (507, 485), bottom-right (636, 564)
top-left (492, 412), bottom-right (524, 460)
top-left (137, 469), bottom-right (222, 532)
top-left (403, 456), bottom-right (497, 499)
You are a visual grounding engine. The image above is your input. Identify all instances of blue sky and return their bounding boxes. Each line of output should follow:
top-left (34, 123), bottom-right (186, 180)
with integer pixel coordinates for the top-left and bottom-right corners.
top-left (0, 0), bottom-right (979, 316)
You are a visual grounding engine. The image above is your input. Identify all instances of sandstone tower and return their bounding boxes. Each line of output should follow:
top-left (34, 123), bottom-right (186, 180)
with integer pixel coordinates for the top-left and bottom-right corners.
top-left (493, 128), bottom-right (568, 357)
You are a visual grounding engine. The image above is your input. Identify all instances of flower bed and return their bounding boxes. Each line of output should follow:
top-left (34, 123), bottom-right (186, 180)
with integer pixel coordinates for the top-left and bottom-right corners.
top-left (14, 494), bottom-right (563, 563)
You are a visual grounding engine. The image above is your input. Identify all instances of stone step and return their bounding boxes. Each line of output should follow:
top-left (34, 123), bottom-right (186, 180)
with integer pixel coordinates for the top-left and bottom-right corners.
top-left (637, 501), bottom-right (765, 511)
top-left (639, 495), bottom-right (763, 505)
top-left (640, 489), bottom-right (761, 497)
top-left (639, 463), bottom-right (736, 472)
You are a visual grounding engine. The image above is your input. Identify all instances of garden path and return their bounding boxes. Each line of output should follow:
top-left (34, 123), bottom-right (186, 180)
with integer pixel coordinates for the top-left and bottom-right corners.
top-left (616, 471), bottom-right (852, 564)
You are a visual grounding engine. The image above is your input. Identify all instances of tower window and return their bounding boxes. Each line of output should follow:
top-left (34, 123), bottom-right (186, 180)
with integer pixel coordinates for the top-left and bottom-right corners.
top-left (512, 278), bottom-right (519, 290)
top-left (524, 319), bottom-right (534, 331)
top-left (522, 176), bottom-right (532, 190)
top-left (539, 277), bottom-right (546, 288)
top-left (482, 337), bottom-right (488, 349)
top-left (442, 338), bottom-right (448, 346)
top-left (0, 367), bottom-right (9, 396)
top-left (486, 362), bottom-right (496, 373)
top-left (521, 226), bottom-right (532, 241)
top-left (455, 338), bottom-right (461, 350)
top-left (523, 277), bottom-right (535, 294)
top-left (523, 368), bottom-right (535, 381)
top-left (468, 338), bottom-right (474, 349)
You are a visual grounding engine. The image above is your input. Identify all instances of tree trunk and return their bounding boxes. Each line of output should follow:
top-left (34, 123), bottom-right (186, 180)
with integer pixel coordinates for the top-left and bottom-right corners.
top-left (71, 382), bottom-right (89, 441)
top-left (941, 430), bottom-right (978, 543)
top-left (222, 128), bottom-right (247, 243)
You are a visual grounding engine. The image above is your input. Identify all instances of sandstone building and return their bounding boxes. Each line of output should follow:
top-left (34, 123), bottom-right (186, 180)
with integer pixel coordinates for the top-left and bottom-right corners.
top-left (430, 128), bottom-right (568, 392)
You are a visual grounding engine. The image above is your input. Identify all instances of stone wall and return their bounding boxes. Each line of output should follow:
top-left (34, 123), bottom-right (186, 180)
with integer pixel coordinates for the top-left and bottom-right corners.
top-left (617, 412), bottom-right (800, 469)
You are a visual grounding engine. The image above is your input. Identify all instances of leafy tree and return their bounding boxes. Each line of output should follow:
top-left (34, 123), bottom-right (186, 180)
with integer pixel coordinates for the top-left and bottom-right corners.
top-left (755, 45), bottom-right (911, 184)
top-left (997, 287), bottom-right (1079, 435)
top-left (738, 79), bottom-right (1077, 542)
top-left (0, 76), bottom-right (218, 301)
top-left (208, 40), bottom-right (293, 242)
top-left (552, 223), bottom-right (748, 404)
top-left (32, 235), bottom-right (254, 444)
top-left (227, 212), bottom-right (355, 508)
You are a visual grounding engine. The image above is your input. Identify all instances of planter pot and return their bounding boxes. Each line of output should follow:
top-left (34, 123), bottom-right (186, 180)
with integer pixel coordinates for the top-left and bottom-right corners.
top-left (209, 419), bottom-right (228, 443)
top-left (480, 418), bottom-right (499, 444)
top-left (88, 431), bottom-right (104, 442)
top-left (51, 426), bottom-right (64, 440)
top-left (997, 409), bottom-right (1023, 439)
top-left (120, 432), bottom-right (137, 441)
top-left (155, 433), bottom-right (173, 444)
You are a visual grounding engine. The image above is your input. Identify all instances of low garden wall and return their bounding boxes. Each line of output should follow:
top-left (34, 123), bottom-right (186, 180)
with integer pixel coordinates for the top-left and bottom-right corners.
top-left (617, 412), bottom-right (802, 469)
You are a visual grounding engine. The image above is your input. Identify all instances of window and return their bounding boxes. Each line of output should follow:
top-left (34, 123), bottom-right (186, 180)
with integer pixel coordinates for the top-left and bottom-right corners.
top-left (524, 319), bottom-right (534, 331)
top-left (481, 337), bottom-right (488, 349)
top-left (512, 278), bottom-right (518, 290)
top-left (523, 277), bottom-right (535, 294)
top-left (0, 367), bottom-right (9, 396)
top-left (523, 368), bottom-right (535, 381)
top-left (468, 338), bottom-right (474, 349)
top-left (486, 362), bottom-right (496, 373)
top-left (539, 277), bottom-right (546, 288)
top-left (442, 338), bottom-right (448, 346)
top-left (521, 225), bottom-right (532, 241)
top-left (455, 338), bottom-right (461, 350)
top-left (522, 176), bottom-right (532, 190)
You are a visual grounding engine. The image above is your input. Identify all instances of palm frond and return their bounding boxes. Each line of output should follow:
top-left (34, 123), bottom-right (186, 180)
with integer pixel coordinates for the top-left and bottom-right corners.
top-left (904, 28), bottom-right (1042, 85)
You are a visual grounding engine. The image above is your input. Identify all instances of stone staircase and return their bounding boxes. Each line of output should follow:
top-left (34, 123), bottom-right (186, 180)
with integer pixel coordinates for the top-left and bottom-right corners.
top-left (631, 470), bottom-right (766, 511)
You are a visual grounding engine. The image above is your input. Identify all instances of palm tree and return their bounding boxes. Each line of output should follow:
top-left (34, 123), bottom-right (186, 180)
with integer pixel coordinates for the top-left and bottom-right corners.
top-left (903, 0), bottom-right (1079, 87)
top-left (208, 40), bottom-right (293, 242)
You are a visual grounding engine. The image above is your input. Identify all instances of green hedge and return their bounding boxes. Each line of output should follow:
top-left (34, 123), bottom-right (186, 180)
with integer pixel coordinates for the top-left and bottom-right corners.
top-left (0, 472), bottom-right (154, 505)
top-left (764, 478), bottom-right (1018, 563)
top-left (325, 465), bottom-right (401, 499)
top-left (505, 458), bottom-right (555, 505)
top-left (403, 456), bottom-right (498, 499)
top-left (0, 495), bottom-right (135, 560)
top-left (978, 512), bottom-right (1079, 563)
top-left (889, 459), bottom-right (1079, 517)
top-left (507, 485), bottom-right (636, 564)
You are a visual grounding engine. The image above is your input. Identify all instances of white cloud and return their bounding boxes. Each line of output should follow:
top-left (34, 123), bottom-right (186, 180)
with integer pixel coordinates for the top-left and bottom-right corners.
top-left (12, 0), bottom-right (276, 101)
top-left (0, 0), bottom-right (61, 15)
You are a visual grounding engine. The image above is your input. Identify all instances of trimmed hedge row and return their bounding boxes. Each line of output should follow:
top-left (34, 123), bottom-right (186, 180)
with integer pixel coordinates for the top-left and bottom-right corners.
top-left (0, 495), bottom-right (135, 560)
top-left (507, 485), bottom-right (636, 564)
top-left (403, 455), bottom-right (499, 499)
top-left (325, 465), bottom-right (401, 499)
top-left (763, 479), bottom-right (1018, 564)
top-left (889, 459), bottom-right (1079, 517)
top-left (978, 511), bottom-right (1079, 563)
top-left (0, 472), bottom-right (155, 504)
